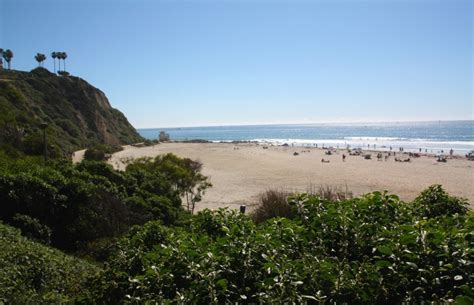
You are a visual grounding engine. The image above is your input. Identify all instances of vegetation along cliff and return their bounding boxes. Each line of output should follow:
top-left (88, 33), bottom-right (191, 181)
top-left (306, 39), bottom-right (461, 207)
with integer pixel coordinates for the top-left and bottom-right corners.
top-left (0, 67), bottom-right (143, 157)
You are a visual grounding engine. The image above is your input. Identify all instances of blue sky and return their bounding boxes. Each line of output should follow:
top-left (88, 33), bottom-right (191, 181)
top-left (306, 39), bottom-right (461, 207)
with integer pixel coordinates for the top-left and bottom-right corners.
top-left (1, 0), bottom-right (472, 128)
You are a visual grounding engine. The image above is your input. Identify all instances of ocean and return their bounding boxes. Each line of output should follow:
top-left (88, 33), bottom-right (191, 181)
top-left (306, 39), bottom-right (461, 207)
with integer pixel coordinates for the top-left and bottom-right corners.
top-left (138, 120), bottom-right (474, 155)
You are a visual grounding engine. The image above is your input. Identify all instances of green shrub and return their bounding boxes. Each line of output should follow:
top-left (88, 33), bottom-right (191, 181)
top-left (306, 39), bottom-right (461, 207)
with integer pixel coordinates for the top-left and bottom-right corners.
top-left (11, 213), bottom-right (51, 244)
top-left (252, 186), bottom-right (353, 224)
top-left (126, 153), bottom-right (211, 214)
top-left (0, 161), bottom-right (129, 250)
top-left (252, 189), bottom-right (293, 224)
top-left (143, 139), bottom-right (155, 146)
top-left (84, 147), bottom-right (105, 161)
top-left (21, 133), bottom-right (44, 155)
top-left (0, 222), bottom-right (99, 304)
top-left (413, 184), bottom-right (469, 218)
top-left (84, 187), bottom-right (473, 304)
top-left (0, 143), bottom-right (22, 158)
top-left (22, 132), bottom-right (61, 158)
top-left (0, 153), bottom-right (200, 251)
top-left (84, 144), bottom-right (123, 161)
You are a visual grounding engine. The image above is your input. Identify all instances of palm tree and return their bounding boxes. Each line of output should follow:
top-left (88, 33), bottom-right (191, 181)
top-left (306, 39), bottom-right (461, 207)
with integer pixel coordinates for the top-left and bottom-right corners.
top-left (35, 53), bottom-right (46, 67)
top-left (58, 52), bottom-right (62, 71)
top-left (62, 52), bottom-right (68, 72)
top-left (35, 53), bottom-right (41, 67)
top-left (57, 52), bottom-right (64, 72)
top-left (40, 53), bottom-right (46, 67)
top-left (3, 49), bottom-right (13, 70)
top-left (51, 52), bottom-right (57, 72)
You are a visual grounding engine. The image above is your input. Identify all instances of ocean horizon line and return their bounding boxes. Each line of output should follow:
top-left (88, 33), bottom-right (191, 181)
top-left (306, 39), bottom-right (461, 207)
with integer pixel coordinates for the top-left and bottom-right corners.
top-left (138, 119), bottom-right (474, 130)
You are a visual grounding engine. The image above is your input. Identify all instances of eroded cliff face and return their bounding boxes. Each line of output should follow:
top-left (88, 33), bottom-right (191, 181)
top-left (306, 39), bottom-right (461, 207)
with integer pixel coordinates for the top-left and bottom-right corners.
top-left (0, 68), bottom-right (143, 155)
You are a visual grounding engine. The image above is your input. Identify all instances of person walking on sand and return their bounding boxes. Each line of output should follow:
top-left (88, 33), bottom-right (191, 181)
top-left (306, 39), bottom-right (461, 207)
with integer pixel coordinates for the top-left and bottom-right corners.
top-left (450, 148), bottom-right (453, 156)
top-left (342, 154), bottom-right (346, 162)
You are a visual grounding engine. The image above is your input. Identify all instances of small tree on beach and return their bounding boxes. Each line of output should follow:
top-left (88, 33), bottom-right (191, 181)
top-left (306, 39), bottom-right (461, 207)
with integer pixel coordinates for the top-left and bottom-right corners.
top-left (153, 154), bottom-right (212, 214)
top-left (182, 159), bottom-right (212, 214)
top-left (125, 154), bottom-right (212, 214)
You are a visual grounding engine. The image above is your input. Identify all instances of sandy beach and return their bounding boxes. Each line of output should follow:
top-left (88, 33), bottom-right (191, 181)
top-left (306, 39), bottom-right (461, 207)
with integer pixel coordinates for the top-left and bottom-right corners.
top-left (103, 142), bottom-right (474, 211)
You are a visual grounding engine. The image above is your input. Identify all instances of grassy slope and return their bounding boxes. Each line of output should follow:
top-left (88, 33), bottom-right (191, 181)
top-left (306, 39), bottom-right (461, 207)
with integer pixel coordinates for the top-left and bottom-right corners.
top-left (0, 222), bottom-right (100, 303)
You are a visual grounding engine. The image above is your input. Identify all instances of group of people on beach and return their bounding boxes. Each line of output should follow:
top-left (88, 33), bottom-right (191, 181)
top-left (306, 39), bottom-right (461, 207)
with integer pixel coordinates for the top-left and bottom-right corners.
top-left (318, 148), bottom-right (426, 164)
top-left (262, 142), bottom-right (458, 163)
top-left (319, 148), bottom-right (456, 164)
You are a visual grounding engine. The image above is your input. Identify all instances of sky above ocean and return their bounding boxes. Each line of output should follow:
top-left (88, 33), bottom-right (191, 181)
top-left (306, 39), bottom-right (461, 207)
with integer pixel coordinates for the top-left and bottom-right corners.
top-left (2, 0), bottom-right (473, 128)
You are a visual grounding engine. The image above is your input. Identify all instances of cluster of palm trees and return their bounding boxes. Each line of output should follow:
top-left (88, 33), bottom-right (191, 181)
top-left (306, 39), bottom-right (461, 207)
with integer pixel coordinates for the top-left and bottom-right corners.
top-left (0, 48), bottom-right (68, 74)
top-left (0, 49), bottom-right (14, 70)
top-left (51, 52), bottom-right (68, 73)
top-left (35, 53), bottom-right (47, 67)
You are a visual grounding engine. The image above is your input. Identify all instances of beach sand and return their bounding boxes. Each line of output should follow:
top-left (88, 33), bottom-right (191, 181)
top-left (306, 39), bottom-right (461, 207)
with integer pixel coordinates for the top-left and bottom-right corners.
top-left (104, 142), bottom-right (474, 211)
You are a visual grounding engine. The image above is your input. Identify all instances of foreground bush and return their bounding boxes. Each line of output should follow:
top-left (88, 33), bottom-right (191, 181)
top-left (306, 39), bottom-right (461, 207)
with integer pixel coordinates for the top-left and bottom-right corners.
top-left (413, 184), bottom-right (469, 218)
top-left (252, 186), bottom-right (354, 223)
top-left (0, 223), bottom-right (99, 303)
top-left (0, 154), bottom-right (205, 251)
top-left (84, 187), bottom-right (473, 304)
top-left (252, 189), bottom-right (293, 223)
top-left (84, 144), bottom-right (123, 161)
top-left (11, 213), bottom-right (52, 244)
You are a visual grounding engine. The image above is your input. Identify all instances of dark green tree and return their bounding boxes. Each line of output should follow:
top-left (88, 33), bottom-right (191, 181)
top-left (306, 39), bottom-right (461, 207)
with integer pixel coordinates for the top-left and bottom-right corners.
top-left (126, 154), bottom-right (212, 214)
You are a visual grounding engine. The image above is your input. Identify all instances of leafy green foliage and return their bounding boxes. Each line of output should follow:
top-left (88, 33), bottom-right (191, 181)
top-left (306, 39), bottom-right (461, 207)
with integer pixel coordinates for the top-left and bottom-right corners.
top-left (86, 188), bottom-right (473, 304)
top-left (0, 160), bottom-right (127, 250)
top-left (11, 213), bottom-right (52, 244)
top-left (84, 147), bottom-right (106, 161)
top-left (0, 144), bottom-right (471, 304)
top-left (252, 186), bottom-right (354, 224)
top-left (413, 184), bottom-right (469, 218)
top-left (84, 144), bottom-right (122, 161)
top-left (126, 153), bottom-right (212, 214)
top-left (0, 153), bottom-right (204, 251)
top-left (0, 222), bottom-right (99, 304)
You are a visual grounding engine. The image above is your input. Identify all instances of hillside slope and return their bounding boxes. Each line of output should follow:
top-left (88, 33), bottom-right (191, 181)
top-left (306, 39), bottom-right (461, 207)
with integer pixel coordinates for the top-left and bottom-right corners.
top-left (0, 68), bottom-right (143, 156)
top-left (0, 222), bottom-right (99, 303)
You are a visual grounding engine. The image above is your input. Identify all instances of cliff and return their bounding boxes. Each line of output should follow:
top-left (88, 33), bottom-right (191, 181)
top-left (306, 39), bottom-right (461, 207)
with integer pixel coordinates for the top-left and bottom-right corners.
top-left (0, 68), bottom-right (143, 157)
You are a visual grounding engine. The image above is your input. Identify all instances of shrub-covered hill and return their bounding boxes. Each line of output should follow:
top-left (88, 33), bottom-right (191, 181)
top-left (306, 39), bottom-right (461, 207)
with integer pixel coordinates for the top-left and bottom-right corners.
top-left (0, 68), bottom-right (143, 157)
top-left (0, 222), bottom-right (100, 303)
